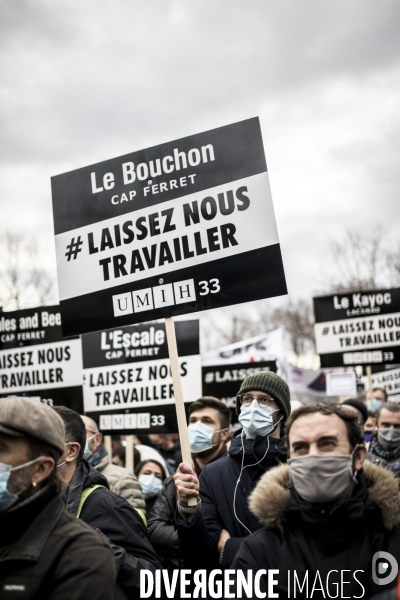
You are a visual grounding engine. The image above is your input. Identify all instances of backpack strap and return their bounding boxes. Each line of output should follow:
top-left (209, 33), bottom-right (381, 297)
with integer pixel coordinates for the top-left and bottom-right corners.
top-left (76, 484), bottom-right (106, 518)
top-left (135, 508), bottom-right (147, 527)
top-left (76, 484), bottom-right (147, 527)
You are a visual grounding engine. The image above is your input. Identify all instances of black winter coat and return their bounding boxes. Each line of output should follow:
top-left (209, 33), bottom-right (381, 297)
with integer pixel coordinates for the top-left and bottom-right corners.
top-left (175, 430), bottom-right (287, 569)
top-left (387, 463), bottom-right (400, 480)
top-left (64, 460), bottom-right (161, 600)
top-left (0, 484), bottom-right (116, 599)
top-left (148, 447), bottom-right (229, 565)
top-left (148, 475), bottom-right (180, 560)
top-left (232, 461), bottom-right (400, 599)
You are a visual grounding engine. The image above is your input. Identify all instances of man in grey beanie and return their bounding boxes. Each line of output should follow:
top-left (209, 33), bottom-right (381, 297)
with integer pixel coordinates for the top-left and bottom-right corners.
top-left (0, 396), bottom-right (116, 599)
top-left (174, 371), bottom-right (290, 570)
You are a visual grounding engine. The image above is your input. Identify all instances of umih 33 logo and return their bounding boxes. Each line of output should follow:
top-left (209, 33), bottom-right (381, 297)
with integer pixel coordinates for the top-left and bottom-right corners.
top-left (112, 278), bottom-right (196, 317)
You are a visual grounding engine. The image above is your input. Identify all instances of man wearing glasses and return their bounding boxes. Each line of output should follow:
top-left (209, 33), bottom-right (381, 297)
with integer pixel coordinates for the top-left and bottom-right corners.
top-left (174, 371), bottom-right (290, 569)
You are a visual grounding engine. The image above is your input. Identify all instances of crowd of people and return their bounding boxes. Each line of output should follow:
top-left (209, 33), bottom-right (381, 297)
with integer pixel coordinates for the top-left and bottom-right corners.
top-left (0, 372), bottom-right (400, 599)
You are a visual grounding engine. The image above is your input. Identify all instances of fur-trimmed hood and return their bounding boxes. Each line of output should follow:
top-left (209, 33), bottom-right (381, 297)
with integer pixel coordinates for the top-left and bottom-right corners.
top-left (249, 460), bottom-right (400, 531)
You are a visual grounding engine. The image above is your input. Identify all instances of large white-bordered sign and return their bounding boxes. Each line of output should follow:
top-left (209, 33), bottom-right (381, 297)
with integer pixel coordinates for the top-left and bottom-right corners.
top-left (52, 118), bottom-right (287, 337)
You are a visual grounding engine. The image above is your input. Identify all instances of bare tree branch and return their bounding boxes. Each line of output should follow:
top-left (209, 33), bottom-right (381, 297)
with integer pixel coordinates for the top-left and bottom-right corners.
top-left (327, 227), bottom-right (388, 293)
top-left (268, 299), bottom-right (315, 355)
top-left (387, 245), bottom-right (400, 287)
top-left (202, 298), bottom-right (315, 356)
top-left (0, 231), bottom-right (56, 310)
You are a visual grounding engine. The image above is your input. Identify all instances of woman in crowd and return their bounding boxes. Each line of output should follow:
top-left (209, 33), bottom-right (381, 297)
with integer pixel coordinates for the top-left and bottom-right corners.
top-left (135, 459), bottom-right (166, 519)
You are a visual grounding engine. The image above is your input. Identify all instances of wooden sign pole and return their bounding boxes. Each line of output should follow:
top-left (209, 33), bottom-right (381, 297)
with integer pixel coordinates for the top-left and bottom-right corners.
top-left (165, 316), bottom-right (197, 506)
top-left (104, 435), bottom-right (112, 464)
top-left (125, 435), bottom-right (134, 473)
top-left (366, 365), bottom-right (374, 411)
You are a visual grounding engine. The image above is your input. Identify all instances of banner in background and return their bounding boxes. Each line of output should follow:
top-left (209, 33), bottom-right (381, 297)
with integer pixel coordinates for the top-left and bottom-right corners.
top-left (326, 371), bottom-right (357, 397)
top-left (369, 366), bottom-right (400, 402)
top-left (202, 360), bottom-right (277, 425)
top-left (286, 364), bottom-right (327, 400)
top-left (0, 305), bottom-right (83, 412)
top-left (202, 328), bottom-right (284, 366)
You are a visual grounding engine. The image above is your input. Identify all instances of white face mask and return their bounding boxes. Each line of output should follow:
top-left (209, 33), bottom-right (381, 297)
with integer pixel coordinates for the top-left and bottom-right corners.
top-left (238, 400), bottom-right (281, 439)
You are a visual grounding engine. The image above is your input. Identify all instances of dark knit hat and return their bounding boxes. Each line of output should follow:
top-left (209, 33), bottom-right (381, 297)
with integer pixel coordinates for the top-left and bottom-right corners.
top-left (236, 371), bottom-right (291, 422)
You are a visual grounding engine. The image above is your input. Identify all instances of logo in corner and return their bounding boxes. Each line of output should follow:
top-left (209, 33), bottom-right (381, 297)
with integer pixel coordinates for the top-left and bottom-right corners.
top-left (372, 551), bottom-right (398, 586)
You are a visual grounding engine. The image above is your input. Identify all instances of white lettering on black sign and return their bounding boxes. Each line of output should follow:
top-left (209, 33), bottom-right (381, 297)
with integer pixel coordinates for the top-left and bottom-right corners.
top-left (52, 118), bottom-right (287, 337)
top-left (314, 288), bottom-right (400, 368)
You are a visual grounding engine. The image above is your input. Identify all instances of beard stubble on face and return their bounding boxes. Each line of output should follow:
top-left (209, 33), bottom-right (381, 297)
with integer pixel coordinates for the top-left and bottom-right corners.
top-left (7, 465), bottom-right (34, 499)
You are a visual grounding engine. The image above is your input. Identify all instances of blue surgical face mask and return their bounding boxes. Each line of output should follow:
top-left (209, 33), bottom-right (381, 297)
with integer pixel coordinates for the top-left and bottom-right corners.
top-left (0, 457), bottom-right (43, 512)
top-left (238, 400), bottom-right (282, 439)
top-left (83, 442), bottom-right (92, 461)
top-left (139, 474), bottom-right (163, 500)
top-left (83, 435), bottom-right (96, 461)
top-left (371, 398), bottom-right (383, 412)
top-left (188, 421), bottom-right (222, 453)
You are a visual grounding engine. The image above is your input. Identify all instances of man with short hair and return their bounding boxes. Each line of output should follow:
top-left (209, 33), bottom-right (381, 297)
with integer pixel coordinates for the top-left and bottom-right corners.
top-left (0, 396), bottom-right (115, 599)
top-left (54, 406), bottom-right (161, 600)
top-left (81, 414), bottom-right (145, 510)
top-left (369, 402), bottom-right (400, 464)
top-left (232, 402), bottom-right (400, 599)
top-left (367, 386), bottom-right (388, 411)
top-left (148, 396), bottom-right (230, 565)
top-left (342, 399), bottom-right (386, 465)
top-left (188, 395), bottom-right (231, 472)
top-left (174, 371), bottom-right (289, 569)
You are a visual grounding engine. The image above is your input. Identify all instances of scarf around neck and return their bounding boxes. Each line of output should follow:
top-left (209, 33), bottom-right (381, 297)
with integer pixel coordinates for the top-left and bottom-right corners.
top-left (369, 435), bottom-right (400, 461)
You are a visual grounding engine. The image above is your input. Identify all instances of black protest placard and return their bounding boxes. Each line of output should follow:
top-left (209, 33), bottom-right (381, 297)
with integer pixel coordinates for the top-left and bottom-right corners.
top-left (0, 305), bottom-right (83, 412)
top-left (202, 360), bottom-right (277, 425)
top-left (82, 320), bottom-right (201, 434)
top-left (313, 288), bottom-right (400, 368)
top-left (52, 117), bottom-right (287, 337)
top-left (369, 365), bottom-right (400, 401)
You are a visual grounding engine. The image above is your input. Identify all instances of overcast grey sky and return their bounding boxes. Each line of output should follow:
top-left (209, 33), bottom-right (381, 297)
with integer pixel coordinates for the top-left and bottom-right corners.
top-left (1, 0), bottom-right (399, 305)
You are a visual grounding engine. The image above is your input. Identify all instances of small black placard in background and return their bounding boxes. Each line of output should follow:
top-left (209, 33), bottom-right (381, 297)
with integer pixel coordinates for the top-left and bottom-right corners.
top-left (313, 288), bottom-right (400, 323)
top-left (313, 288), bottom-right (400, 368)
top-left (0, 386), bottom-right (84, 414)
top-left (202, 360), bottom-right (277, 426)
top-left (81, 320), bottom-right (199, 369)
top-left (0, 305), bottom-right (77, 350)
